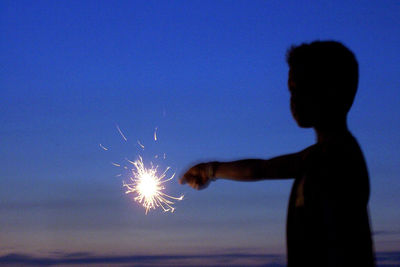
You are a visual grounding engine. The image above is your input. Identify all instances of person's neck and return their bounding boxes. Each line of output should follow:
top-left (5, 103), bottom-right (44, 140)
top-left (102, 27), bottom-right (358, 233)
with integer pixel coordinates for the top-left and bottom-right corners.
top-left (314, 118), bottom-right (350, 143)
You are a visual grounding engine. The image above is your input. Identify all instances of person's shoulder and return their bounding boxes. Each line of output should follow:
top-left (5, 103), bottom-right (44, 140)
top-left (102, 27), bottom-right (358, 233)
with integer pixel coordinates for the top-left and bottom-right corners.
top-left (299, 142), bottom-right (320, 160)
top-left (318, 133), bottom-right (361, 158)
top-left (298, 132), bottom-right (366, 174)
top-left (325, 133), bottom-right (365, 164)
top-left (306, 133), bottom-right (369, 198)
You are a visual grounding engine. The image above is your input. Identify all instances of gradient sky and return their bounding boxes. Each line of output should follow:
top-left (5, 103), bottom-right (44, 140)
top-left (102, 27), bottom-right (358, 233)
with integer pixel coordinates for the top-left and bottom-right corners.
top-left (1, 1), bottom-right (399, 266)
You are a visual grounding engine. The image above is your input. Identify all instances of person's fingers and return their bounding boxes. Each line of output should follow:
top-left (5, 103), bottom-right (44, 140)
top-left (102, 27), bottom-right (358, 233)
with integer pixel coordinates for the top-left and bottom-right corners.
top-left (188, 180), bottom-right (199, 190)
top-left (194, 181), bottom-right (203, 190)
top-left (179, 164), bottom-right (210, 190)
top-left (183, 174), bottom-right (203, 190)
top-left (195, 175), bottom-right (210, 190)
top-left (179, 166), bottom-right (198, 184)
top-left (179, 168), bottom-right (195, 184)
top-left (179, 176), bottom-right (186, 185)
top-left (181, 173), bottom-right (197, 185)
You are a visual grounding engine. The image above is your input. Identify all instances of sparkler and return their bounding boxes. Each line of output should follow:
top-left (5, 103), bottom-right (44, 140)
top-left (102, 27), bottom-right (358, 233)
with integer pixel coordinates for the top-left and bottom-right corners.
top-left (123, 156), bottom-right (183, 214)
top-left (103, 125), bottom-right (183, 214)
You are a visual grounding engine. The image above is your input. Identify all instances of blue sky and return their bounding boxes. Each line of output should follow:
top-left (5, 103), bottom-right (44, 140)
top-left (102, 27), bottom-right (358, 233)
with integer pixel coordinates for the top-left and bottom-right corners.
top-left (1, 1), bottom-right (399, 266)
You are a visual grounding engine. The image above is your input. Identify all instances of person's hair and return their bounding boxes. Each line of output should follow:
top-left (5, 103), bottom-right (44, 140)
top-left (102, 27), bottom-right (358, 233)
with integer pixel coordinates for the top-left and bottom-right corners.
top-left (286, 40), bottom-right (359, 114)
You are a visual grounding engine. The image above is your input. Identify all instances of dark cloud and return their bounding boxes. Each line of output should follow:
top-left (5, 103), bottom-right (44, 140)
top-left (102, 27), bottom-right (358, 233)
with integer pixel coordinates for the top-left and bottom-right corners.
top-left (373, 230), bottom-right (400, 236)
top-left (61, 252), bottom-right (93, 259)
top-left (375, 251), bottom-right (400, 266)
top-left (1, 251), bottom-right (399, 266)
top-left (0, 198), bottom-right (121, 211)
top-left (0, 252), bottom-right (285, 267)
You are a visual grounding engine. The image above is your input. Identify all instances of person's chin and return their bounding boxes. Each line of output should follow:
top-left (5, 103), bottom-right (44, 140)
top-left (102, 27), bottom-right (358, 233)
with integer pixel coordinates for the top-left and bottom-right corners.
top-left (295, 118), bottom-right (314, 128)
top-left (292, 114), bottom-right (314, 128)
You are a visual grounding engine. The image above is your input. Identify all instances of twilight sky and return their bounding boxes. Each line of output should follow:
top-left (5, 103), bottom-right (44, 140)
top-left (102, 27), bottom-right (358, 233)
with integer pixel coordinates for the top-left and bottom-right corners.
top-left (1, 1), bottom-right (399, 266)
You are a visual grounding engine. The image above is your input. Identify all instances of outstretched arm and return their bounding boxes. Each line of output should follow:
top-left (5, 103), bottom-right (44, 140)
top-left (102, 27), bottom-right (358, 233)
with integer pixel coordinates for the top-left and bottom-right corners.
top-left (179, 152), bottom-right (302, 190)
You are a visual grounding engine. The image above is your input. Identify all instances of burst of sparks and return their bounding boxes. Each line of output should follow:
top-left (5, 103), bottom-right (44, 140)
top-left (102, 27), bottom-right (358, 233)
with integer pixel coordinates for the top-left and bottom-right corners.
top-left (123, 156), bottom-right (183, 214)
top-left (104, 125), bottom-right (183, 214)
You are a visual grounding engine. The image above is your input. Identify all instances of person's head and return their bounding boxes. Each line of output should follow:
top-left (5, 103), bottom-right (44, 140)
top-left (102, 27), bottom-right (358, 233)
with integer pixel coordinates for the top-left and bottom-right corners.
top-left (286, 40), bottom-right (358, 128)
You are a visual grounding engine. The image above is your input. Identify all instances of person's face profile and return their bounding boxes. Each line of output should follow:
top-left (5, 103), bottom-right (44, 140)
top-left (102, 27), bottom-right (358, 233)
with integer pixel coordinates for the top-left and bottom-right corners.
top-left (288, 67), bottom-right (320, 128)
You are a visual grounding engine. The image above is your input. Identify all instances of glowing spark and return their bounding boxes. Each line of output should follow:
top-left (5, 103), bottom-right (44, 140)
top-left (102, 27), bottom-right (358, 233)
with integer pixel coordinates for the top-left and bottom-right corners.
top-left (100, 124), bottom-right (183, 214)
top-left (116, 125), bottom-right (128, 141)
top-left (99, 144), bottom-right (108, 151)
top-left (137, 140), bottom-right (145, 149)
top-left (123, 156), bottom-right (183, 214)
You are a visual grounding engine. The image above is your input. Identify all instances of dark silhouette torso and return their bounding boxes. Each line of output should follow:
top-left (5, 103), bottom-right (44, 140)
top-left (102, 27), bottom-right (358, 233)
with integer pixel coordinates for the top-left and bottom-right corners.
top-left (287, 132), bottom-right (374, 266)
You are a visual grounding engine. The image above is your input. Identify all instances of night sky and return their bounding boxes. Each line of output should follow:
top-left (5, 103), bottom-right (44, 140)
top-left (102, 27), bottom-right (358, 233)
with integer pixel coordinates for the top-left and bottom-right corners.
top-left (1, 1), bottom-right (399, 266)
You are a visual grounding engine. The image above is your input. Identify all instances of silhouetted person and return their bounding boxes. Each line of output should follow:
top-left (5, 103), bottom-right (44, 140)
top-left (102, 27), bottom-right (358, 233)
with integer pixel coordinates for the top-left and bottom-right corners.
top-left (179, 41), bottom-right (375, 266)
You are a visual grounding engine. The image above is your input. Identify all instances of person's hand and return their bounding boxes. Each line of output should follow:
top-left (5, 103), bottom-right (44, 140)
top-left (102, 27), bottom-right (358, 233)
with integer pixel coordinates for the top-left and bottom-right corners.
top-left (179, 162), bottom-right (216, 190)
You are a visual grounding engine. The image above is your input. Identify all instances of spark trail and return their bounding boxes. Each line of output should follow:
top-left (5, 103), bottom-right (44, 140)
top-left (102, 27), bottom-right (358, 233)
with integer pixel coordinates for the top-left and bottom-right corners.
top-left (116, 124), bottom-right (128, 141)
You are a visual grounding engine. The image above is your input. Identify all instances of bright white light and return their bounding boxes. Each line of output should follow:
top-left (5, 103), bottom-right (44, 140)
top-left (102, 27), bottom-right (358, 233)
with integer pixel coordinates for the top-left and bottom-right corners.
top-left (123, 156), bottom-right (183, 214)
